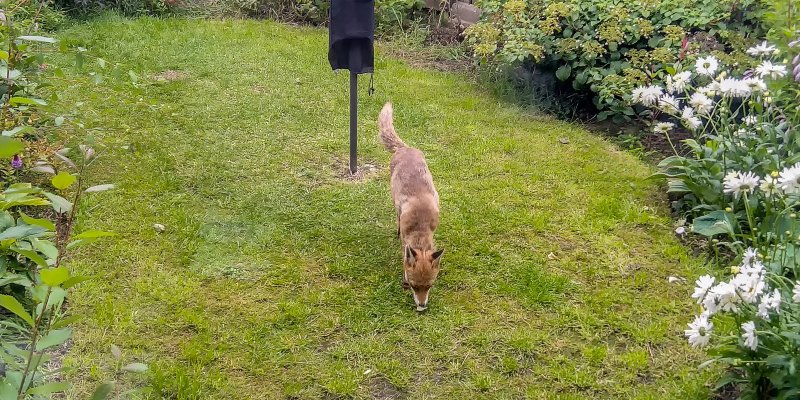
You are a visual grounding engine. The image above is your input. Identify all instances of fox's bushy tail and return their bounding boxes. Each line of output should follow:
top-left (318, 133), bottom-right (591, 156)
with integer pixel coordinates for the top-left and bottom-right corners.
top-left (378, 102), bottom-right (406, 153)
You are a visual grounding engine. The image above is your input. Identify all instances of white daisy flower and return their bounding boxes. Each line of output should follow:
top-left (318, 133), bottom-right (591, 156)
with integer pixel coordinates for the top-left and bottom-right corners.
top-left (723, 171), bottom-right (760, 198)
top-left (678, 107), bottom-right (701, 131)
top-left (793, 281), bottom-right (800, 303)
top-left (760, 176), bottom-right (780, 198)
top-left (742, 321), bottom-right (758, 351)
top-left (746, 41), bottom-right (778, 57)
top-left (743, 115), bottom-right (758, 126)
top-left (736, 128), bottom-right (753, 138)
top-left (691, 275), bottom-right (715, 304)
top-left (742, 248), bottom-right (758, 266)
top-left (757, 288), bottom-right (781, 319)
top-left (632, 85), bottom-right (663, 106)
top-left (736, 273), bottom-right (765, 304)
top-left (653, 122), bottom-right (674, 134)
top-left (699, 82), bottom-right (720, 97)
top-left (703, 291), bottom-right (719, 315)
top-left (778, 163), bottom-right (800, 194)
top-left (689, 92), bottom-right (713, 115)
top-left (685, 315), bottom-right (713, 349)
top-left (658, 94), bottom-right (681, 114)
top-left (743, 77), bottom-right (767, 93)
top-left (741, 260), bottom-right (766, 278)
top-left (685, 117), bottom-right (702, 131)
top-left (695, 56), bottom-right (719, 76)
top-left (666, 71), bottom-right (692, 93)
top-left (755, 61), bottom-right (788, 80)
top-left (712, 282), bottom-right (740, 313)
top-left (719, 78), bottom-right (751, 98)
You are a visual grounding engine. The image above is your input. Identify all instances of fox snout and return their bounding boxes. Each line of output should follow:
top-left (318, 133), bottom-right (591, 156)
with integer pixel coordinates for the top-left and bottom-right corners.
top-left (413, 288), bottom-right (430, 311)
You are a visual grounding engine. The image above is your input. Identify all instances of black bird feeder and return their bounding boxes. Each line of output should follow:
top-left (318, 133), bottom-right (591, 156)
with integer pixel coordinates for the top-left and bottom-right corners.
top-left (328, 0), bottom-right (375, 174)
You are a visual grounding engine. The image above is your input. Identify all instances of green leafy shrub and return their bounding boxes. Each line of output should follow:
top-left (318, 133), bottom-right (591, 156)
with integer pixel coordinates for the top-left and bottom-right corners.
top-left (465, 0), bottom-right (767, 122)
top-left (54, 0), bottom-right (173, 16)
top-left (228, 0), bottom-right (425, 32)
top-left (0, 4), bottom-right (147, 398)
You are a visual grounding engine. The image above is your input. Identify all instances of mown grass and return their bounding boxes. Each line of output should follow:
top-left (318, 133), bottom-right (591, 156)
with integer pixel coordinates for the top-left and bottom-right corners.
top-left (55, 15), bottom-right (714, 399)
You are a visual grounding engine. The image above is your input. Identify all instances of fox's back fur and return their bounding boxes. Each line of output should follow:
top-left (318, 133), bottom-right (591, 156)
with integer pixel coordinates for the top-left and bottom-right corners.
top-left (378, 102), bottom-right (440, 250)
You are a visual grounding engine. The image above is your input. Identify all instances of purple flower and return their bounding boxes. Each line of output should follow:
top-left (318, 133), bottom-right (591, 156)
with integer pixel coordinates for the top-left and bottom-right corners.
top-left (11, 154), bottom-right (22, 170)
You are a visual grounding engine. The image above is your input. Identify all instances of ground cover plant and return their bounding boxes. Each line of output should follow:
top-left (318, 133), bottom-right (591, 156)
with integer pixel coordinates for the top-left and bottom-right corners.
top-left (46, 15), bottom-right (722, 399)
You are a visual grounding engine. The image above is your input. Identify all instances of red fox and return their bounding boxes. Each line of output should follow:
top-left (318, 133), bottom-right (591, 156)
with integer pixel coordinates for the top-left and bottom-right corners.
top-left (378, 102), bottom-right (444, 312)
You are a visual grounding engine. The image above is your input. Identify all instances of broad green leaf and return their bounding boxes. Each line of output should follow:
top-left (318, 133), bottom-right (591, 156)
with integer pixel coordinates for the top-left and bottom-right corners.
top-left (555, 65), bottom-right (572, 81)
top-left (0, 294), bottom-right (35, 327)
top-left (122, 363), bottom-right (148, 373)
top-left (43, 192), bottom-right (73, 213)
top-left (91, 382), bottom-right (114, 400)
top-left (35, 328), bottom-right (72, 351)
top-left (17, 35), bottom-right (58, 43)
top-left (51, 315), bottom-right (81, 329)
top-left (0, 67), bottom-right (21, 80)
top-left (40, 267), bottom-right (70, 286)
top-left (54, 152), bottom-right (76, 168)
top-left (74, 230), bottom-right (116, 239)
top-left (51, 172), bottom-right (77, 190)
top-left (0, 381), bottom-right (16, 400)
top-left (8, 97), bottom-right (47, 106)
top-left (85, 184), bottom-right (116, 193)
top-left (61, 276), bottom-right (91, 289)
top-left (30, 165), bottom-right (55, 174)
top-left (1, 126), bottom-right (35, 137)
top-left (0, 212), bottom-right (13, 230)
top-left (66, 238), bottom-right (95, 250)
top-left (20, 212), bottom-right (56, 231)
top-left (692, 211), bottom-right (736, 238)
top-left (0, 225), bottom-right (46, 241)
top-left (13, 248), bottom-right (48, 268)
top-left (32, 238), bottom-right (58, 262)
top-left (0, 137), bottom-right (24, 158)
top-left (54, 116), bottom-right (65, 126)
top-left (27, 382), bottom-right (71, 395)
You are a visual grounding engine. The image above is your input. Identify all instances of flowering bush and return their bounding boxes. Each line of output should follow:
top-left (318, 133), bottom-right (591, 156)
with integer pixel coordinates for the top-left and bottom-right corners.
top-left (633, 44), bottom-right (797, 244)
top-left (686, 248), bottom-right (800, 399)
top-left (465, 0), bottom-right (766, 122)
top-left (632, 38), bottom-right (800, 397)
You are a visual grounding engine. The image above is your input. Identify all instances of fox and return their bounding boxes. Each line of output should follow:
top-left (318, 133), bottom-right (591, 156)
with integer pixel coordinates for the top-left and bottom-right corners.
top-left (377, 102), bottom-right (444, 312)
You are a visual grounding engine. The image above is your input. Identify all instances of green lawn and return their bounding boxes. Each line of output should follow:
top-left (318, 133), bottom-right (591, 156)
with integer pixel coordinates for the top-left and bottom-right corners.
top-left (57, 16), bottom-right (712, 399)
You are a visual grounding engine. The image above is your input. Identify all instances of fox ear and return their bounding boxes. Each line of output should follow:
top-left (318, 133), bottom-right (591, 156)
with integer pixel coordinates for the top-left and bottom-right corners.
top-left (405, 246), bottom-right (417, 264)
top-left (432, 249), bottom-right (444, 264)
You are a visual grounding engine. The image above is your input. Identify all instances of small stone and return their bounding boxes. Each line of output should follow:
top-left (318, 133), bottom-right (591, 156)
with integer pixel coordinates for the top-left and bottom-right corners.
top-left (667, 276), bottom-right (686, 283)
top-left (153, 223), bottom-right (166, 233)
top-left (558, 137), bottom-right (570, 144)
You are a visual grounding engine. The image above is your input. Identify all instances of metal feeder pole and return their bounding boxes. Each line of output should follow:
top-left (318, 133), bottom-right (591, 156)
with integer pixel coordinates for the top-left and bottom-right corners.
top-left (349, 71), bottom-right (357, 174)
